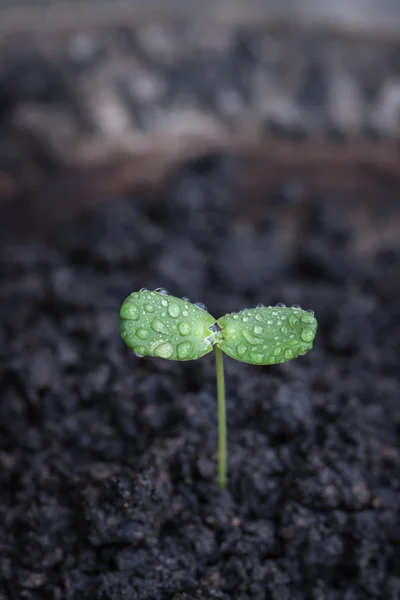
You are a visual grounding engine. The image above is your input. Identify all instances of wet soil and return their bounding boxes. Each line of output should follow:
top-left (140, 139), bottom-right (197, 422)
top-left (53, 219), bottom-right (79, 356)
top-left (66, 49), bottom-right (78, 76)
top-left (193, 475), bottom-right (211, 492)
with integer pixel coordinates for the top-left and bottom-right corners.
top-left (0, 153), bottom-right (400, 599)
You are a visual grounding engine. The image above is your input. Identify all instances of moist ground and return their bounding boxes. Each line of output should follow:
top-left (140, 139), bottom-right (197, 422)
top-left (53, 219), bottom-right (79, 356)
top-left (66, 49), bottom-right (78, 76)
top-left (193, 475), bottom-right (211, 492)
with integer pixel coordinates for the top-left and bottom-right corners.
top-left (0, 154), bottom-right (400, 599)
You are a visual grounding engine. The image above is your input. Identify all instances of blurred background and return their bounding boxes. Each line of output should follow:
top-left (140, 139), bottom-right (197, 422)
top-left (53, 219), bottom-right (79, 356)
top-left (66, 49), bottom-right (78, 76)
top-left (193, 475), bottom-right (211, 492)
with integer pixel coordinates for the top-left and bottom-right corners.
top-left (1, 0), bottom-right (400, 243)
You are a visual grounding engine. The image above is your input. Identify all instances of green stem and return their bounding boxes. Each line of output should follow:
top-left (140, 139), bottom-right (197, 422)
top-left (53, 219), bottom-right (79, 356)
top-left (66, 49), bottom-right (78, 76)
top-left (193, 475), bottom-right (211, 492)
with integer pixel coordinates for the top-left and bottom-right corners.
top-left (215, 345), bottom-right (227, 488)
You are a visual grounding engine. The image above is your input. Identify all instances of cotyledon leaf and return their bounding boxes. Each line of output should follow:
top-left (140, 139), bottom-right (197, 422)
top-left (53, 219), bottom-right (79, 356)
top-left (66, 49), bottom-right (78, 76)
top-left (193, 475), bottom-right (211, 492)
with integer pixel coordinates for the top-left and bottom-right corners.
top-left (216, 306), bottom-right (318, 365)
top-left (120, 290), bottom-right (222, 360)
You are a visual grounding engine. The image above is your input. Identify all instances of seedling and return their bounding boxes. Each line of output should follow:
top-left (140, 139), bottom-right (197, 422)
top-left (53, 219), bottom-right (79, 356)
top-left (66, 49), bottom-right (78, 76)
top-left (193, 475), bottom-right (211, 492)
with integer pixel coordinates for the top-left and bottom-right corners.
top-left (120, 288), bottom-right (317, 488)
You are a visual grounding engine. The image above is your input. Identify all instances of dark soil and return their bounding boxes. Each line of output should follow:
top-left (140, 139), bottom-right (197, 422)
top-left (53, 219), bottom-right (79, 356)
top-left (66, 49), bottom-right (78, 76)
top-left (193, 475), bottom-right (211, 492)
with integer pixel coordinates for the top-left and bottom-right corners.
top-left (1, 153), bottom-right (400, 600)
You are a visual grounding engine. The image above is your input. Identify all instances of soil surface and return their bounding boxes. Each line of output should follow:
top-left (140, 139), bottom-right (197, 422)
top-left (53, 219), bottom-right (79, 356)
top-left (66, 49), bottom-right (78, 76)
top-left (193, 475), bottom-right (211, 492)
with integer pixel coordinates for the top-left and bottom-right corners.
top-left (1, 153), bottom-right (400, 599)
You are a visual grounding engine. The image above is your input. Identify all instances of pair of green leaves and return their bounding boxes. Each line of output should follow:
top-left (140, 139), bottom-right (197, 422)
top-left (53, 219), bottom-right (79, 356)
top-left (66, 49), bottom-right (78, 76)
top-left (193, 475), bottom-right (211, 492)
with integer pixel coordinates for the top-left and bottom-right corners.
top-left (120, 289), bottom-right (317, 365)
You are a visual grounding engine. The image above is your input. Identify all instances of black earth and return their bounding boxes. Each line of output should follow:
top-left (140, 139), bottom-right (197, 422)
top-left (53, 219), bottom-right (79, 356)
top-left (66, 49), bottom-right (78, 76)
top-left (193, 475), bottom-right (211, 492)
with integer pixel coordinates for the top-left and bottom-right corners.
top-left (1, 154), bottom-right (400, 600)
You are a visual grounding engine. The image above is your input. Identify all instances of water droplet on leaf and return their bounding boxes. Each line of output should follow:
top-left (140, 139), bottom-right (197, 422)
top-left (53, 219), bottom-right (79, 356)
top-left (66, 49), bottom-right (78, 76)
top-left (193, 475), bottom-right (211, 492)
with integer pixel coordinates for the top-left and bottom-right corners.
top-left (154, 342), bottom-right (173, 359)
top-left (120, 303), bottom-right (140, 320)
top-left (250, 349), bottom-right (264, 364)
top-left (237, 344), bottom-right (247, 357)
top-left (134, 346), bottom-right (146, 357)
top-left (177, 341), bottom-right (191, 359)
top-left (168, 304), bottom-right (180, 318)
top-left (179, 321), bottom-right (191, 336)
top-left (151, 320), bottom-right (169, 335)
top-left (300, 328), bottom-right (314, 343)
top-left (136, 328), bottom-right (150, 340)
top-left (301, 314), bottom-right (316, 324)
top-left (195, 302), bottom-right (207, 311)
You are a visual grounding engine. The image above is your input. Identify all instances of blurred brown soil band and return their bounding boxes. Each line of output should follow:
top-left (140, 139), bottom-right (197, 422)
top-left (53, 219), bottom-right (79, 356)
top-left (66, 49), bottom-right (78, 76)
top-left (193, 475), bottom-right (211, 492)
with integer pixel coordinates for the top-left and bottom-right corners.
top-left (1, 7), bottom-right (400, 240)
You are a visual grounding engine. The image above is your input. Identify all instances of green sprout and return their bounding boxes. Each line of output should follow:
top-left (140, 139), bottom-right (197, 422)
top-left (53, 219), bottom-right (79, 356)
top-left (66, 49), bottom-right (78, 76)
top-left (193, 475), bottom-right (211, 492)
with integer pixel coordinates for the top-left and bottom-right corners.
top-left (120, 288), bottom-right (318, 488)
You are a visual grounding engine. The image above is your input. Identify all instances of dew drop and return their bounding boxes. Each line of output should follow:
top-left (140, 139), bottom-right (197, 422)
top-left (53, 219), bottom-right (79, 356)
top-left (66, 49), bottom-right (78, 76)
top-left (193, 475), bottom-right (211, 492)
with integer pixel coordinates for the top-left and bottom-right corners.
top-left (237, 344), bottom-right (247, 358)
top-left (289, 315), bottom-right (299, 328)
top-left (301, 314), bottom-right (316, 324)
top-left (182, 296), bottom-right (190, 302)
top-left (131, 292), bottom-right (139, 299)
top-left (243, 316), bottom-right (249, 322)
top-left (276, 302), bottom-right (286, 308)
top-left (168, 304), bottom-right (180, 318)
top-left (233, 314), bottom-right (239, 320)
top-left (281, 325), bottom-right (289, 335)
top-left (151, 320), bottom-right (169, 335)
top-left (179, 321), bottom-right (191, 336)
top-left (177, 341), bottom-right (191, 359)
top-left (154, 342), bottom-right (173, 359)
top-left (182, 310), bottom-right (189, 317)
top-left (306, 309), bottom-right (315, 316)
top-left (195, 302), bottom-right (207, 311)
top-left (298, 346), bottom-right (308, 356)
top-left (274, 346), bottom-right (282, 356)
top-left (284, 348), bottom-right (294, 360)
top-left (241, 308), bottom-right (248, 312)
top-left (255, 312), bottom-right (264, 322)
top-left (120, 303), bottom-right (140, 320)
top-left (134, 346), bottom-right (146, 357)
top-left (136, 328), bottom-right (150, 340)
top-left (267, 319), bottom-right (273, 325)
top-left (256, 303), bottom-right (265, 308)
top-left (155, 287), bottom-right (169, 295)
top-left (291, 304), bottom-right (301, 310)
top-left (300, 328), bottom-right (314, 343)
top-left (250, 349), bottom-right (264, 364)
top-left (140, 287), bottom-right (149, 292)
top-left (144, 303), bottom-right (155, 313)
top-left (254, 325), bottom-right (264, 336)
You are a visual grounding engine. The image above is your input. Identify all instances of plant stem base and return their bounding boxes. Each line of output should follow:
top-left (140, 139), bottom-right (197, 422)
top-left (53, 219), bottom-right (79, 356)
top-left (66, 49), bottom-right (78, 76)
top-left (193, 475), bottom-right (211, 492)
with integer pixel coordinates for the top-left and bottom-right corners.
top-left (215, 346), bottom-right (227, 488)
